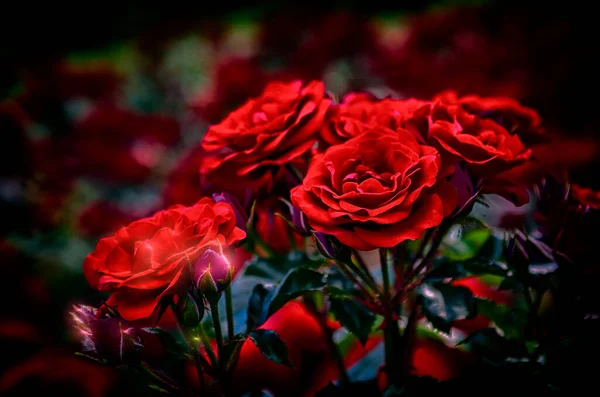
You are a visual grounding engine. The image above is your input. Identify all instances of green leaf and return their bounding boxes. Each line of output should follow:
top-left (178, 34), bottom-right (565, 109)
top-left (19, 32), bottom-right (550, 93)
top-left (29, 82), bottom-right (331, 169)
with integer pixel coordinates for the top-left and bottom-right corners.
top-left (248, 329), bottom-right (292, 367)
top-left (442, 227), bottom-right (491, 262)
top-left (459, 328), bottom-right (529, 365)
top-left (329, 296), bottom-right (376, 345)
top-left (423, 260), bottom-right (466, 282)
top-left (267, 268), bottom-right (326, 315)
top-left (476, 297), bottom-right (528, 339)
top-left (418, 283), bottom-right (476, 333)
top-left (142, 328), bottom-right (186, 356)
top-left (461, 259), bottom-right (508, 276)
top-left (243, 251), bottom-right (324, 280)
top-left (246, 283), bottom-right (273, 332)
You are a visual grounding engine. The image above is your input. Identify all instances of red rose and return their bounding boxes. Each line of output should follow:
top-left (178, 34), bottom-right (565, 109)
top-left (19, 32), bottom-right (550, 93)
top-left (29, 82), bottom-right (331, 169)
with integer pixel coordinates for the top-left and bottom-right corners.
top-left (319, 93), bottom-right (430, 149)
top-left (420, 95), bottom-right (532, 177)
top-left (200, 80), bottom-right (330, 196)
top-left (291, 127), bottom-right (456, 250)
top-left (319, 92), bottom-right (378, 147)
top-left (83, 198), bottom-right (246, 321)
top-left (448, 92), bottom-right (544, 143)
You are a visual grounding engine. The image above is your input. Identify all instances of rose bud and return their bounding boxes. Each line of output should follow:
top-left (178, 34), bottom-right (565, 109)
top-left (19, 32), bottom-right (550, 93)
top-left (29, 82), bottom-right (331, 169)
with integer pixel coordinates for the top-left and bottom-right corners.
top-left (194, 248), bottom-right (233, 304)
top-left (213, 192), bottom-right (248, 233)
top-left (313, 232), bottom-right (349, 260)
top-left (71, 305), bottom-right (142, 365)
top-left (280, 198), bottom-right (312, 236)
top-left (450, 162), bottom-right (476, 214)
top-left (175, 292), bottom-right (205, 329)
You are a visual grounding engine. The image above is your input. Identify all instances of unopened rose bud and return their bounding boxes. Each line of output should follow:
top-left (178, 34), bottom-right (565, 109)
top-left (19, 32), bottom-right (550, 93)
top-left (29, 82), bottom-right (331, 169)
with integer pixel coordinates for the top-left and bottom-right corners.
top-left (71, 305), bottom-right (142, 364)
top-left (213, 192), bottom-right (248, 232)
top-left (280, 198), bottom-right (312, 236)
top-left (450, 162), bottom-right (475, 214)
top-left (194, 248), bottom-right (233, 304)
top-left (313, 232), bottom-right (348, 260)
top-left (175, 292), bottom-right (204, 328)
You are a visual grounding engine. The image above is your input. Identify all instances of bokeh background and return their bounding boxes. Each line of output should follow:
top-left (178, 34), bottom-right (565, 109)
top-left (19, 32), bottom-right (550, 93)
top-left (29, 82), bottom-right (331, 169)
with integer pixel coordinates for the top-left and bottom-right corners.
top-left (1, 1), bottom-right (599, 395)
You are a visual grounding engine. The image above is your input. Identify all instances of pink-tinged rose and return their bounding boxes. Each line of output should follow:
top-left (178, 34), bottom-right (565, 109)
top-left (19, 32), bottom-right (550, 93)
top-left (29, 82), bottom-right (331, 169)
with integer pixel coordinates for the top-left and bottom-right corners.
top-left (83, 197), bottom-right (245, 321)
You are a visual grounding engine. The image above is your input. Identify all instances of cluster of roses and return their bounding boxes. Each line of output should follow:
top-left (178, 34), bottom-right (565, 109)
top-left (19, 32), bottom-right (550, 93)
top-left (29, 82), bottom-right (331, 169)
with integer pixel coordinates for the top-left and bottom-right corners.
top-left (75, 79), bottom-right (555, 396)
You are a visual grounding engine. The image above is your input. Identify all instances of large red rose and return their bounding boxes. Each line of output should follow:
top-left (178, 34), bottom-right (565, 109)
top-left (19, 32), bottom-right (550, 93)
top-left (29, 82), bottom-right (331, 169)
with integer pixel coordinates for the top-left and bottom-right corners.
top-left (200, 80), bottom-right (330, 196)
top-left (291, 128), bottom-right (456, 250)
top-left (83, 198), bottom-right (246, 321)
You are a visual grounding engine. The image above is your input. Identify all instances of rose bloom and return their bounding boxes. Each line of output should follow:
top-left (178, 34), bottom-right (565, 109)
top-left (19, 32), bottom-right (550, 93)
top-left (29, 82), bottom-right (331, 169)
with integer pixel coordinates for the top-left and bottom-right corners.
top-left (320, 91), bottom-right (535, 178)
top-left (292, 127), bottom-right (456, 250)
top-left (200, 80), bottom-right (330, 197)
top-left (83, 198), bottom-right (245, 321)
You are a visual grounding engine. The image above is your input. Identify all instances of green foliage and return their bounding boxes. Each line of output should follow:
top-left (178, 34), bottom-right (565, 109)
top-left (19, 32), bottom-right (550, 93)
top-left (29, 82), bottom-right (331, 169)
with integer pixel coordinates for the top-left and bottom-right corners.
top-left (329, 294), bottom-right (376, 345)
top-left (248, 329), bottom-right (292, 367)
top-left (418, 282), bottom-right (477, 333)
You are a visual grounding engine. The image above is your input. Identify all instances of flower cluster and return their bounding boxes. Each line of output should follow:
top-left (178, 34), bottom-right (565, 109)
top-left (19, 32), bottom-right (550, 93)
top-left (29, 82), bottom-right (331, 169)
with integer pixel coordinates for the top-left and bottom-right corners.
top-left (66, 75), bottom-right (592, 397)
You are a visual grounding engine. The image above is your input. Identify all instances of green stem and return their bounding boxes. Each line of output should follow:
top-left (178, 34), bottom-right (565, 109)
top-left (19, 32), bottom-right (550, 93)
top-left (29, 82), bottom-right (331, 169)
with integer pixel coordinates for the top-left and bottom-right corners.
top-left (405, 221), bottom-right (452, 283)
top-left (198, 323), bottom-right (218, 369)
top-left (305, 295), bottom-right (350, 387)
top-left (225, 286), bottom-right (235, 342)
top-left (336, 260), bottom-right (377, 304)
top-left (380, 249), bottom-right (391, 299)
top-left (193, 349), bottom-right (207, 394)
top-left (348, 252), bottom-right (381, 294)
top-left (211, 303), bottom-right (225, 369)
top-left (381, 248), bottom-right (402, 387)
